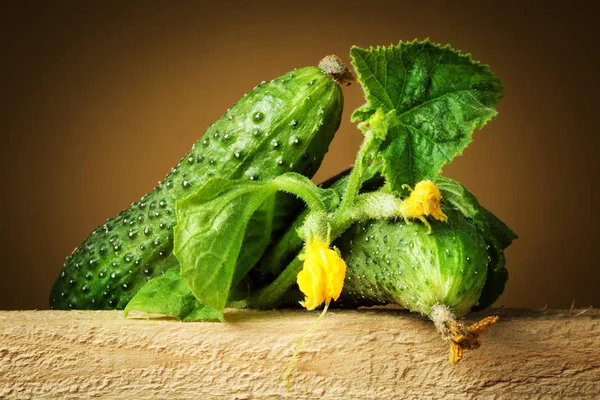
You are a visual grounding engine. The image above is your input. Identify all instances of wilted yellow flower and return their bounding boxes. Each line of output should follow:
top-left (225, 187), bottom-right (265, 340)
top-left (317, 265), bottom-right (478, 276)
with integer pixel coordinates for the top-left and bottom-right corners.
top-left (399, 180), bottom-right (448, 231)
top-left (297, 237), bottom-right (346, 310)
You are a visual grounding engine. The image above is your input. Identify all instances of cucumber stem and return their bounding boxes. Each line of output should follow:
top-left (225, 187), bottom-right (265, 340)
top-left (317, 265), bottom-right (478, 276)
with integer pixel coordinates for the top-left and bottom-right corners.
top-left (252, 258), bottom-right (304, 309)
top-left (254, 209), bottom-right (308, 276)
top-left (281, 303), bottom-right (330, 388)
top-left (431, 304), bottom-right (499, 364)
top-left (252, 128), bottom-right (387, 308)
top-left (318, 55), bottom-right (356, 86)
top-left (335, 130), bottom-right (375, 216)
top-left (273, 174), bottom-right (327, 213)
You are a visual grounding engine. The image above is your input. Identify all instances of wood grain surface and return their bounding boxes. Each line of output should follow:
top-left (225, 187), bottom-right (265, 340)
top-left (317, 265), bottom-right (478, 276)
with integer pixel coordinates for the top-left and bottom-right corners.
top-left (1, 309), bottom-right (599, 399)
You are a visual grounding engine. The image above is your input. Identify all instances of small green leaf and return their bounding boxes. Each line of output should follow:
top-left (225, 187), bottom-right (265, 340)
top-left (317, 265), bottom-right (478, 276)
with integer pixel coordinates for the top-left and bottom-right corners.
top-left (174, 179), bottom-right (274, 311)
top-left (435, 176), bottom-right (517, 310)
top-left (233, 196), bottom-right (275, 286)
top-left (350, 40), bottom-right (503, 190)
top-left (124, 197), bottom-right (278, 321)
top-left (435, 176), bottom-right (487, 231)
top-left (473, 243), bottom-right (509, 311)
top-left (474, 205), bottom-right (517, 310)
top-left (435, 176), bottom-right (517, 248)
top-left (124, 267), bottom-right (223, 321)
top-left (183, 302), bottom-right (224, 322)
top-left (480, 206), bottom-right (517, 250)
top-left (174, 173), bottom-right (329, 312)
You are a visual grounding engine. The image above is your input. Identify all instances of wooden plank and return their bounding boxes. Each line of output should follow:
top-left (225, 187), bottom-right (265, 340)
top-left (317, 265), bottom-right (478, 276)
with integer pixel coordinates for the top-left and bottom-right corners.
top-left (0, 309), bottom-right (598, 399)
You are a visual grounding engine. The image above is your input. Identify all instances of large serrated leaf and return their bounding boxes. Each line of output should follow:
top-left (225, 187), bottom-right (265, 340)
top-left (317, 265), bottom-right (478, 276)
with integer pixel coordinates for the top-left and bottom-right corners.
top-left (350, 40), bottom-right (503, 191)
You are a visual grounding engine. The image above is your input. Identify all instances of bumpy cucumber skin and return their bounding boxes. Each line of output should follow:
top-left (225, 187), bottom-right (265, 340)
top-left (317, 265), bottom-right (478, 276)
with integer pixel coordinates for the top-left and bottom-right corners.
top-left (334, 208), bottom-right (488, 318)
top-left (50, 67), bottom-right (343, 310)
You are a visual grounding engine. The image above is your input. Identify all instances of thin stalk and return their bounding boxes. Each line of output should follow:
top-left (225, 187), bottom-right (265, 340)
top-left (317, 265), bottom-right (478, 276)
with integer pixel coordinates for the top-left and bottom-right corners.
top-left (281, 303), bottom-right (330, 388)
top-left (252, 258), bottom-right (304, 309)
top-left (250, 216), bottom-right (355, 309)
top-left (273, 174), bottom-right (327, 213)
top-left (252, 132), bottom-right (383, 308)
top-left (335, 130), bottom-right (377, 215)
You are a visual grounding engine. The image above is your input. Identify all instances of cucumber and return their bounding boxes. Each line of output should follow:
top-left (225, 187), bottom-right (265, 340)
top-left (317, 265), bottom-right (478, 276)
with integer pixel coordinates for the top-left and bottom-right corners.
top-left (333, 201), bottom-right (515, 363)
top-left (335, 208), bottom-right (489, 316)
top-left (50, 65), bottom-right (344, 310)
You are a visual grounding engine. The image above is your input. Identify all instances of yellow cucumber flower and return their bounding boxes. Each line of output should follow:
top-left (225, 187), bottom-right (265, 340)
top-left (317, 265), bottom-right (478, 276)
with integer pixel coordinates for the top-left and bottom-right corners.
top-left (399, 180), bottom-right (448, 231)
top-left (297, 237), bottom-right (346, 310)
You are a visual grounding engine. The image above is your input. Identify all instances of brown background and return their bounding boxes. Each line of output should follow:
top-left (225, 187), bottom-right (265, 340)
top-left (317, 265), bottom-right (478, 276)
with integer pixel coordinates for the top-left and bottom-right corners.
top-left (2, 0), bottom-right (599, 310)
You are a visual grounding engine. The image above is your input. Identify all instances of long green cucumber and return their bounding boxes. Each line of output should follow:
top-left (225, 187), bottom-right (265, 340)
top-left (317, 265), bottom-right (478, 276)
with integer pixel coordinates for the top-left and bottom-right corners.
top-left (50, 64), bottom-right (344, 310)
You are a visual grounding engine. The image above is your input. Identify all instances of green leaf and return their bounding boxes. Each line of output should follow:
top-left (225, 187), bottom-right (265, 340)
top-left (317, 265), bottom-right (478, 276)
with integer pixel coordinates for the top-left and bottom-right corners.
top-left (174, 179), bottom-right (274, 311)
top-left (350, 40), bottom-right (503, 191)
top-left (124, 267), bottom-right (224, 321)
top-left (473, 244), bottom-right (509, 311)
top-left (233, 195), bottom-right (275, 286)
top-left (480, 206), bottom-right (518, 250)
top-left (174, 173), bottom-right (329, 312)
top-left (473, 205), bottom-right (517, 310)
top-left (124, 198), bottom-right (278, 321)
top-left (435, 176), bottom-right (487, 231)
top-left (435, 176), bottom-right (517, 310)
top-left (435, 176), bottom-right (517, 249)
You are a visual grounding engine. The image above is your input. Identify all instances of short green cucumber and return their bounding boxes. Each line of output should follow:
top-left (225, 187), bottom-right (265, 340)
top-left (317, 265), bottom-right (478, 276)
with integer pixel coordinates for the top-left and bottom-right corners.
top-left (335, 208), bottom-right (489, 317)
top-left (50, 64), bottom-right (344, 310)
top-left (332, 180), bottom-right (516, 317)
